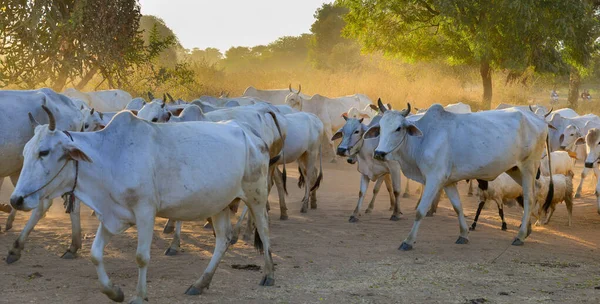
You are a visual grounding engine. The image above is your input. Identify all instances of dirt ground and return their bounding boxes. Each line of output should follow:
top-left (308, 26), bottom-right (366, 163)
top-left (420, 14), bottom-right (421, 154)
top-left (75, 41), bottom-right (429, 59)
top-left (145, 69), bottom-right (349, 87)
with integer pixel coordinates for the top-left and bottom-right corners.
top-left (1, 161), bottom-right (600, 304)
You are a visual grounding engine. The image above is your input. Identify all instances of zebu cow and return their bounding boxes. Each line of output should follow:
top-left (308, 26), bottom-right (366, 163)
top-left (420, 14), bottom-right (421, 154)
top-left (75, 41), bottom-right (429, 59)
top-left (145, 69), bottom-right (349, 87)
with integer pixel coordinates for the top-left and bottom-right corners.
top-left (332, 116), bottom-right (402, 222)
top-left (547, 113), bottom-right (600, 151)
top-left (366, 100), bottom-right (553, 249)
top-left (243, 84), bottom-right (310, 105)
top-left (63, 88), bottom-right (132, 112)
top-left (81, 98), bottom-right (147, 132)
top-left (558, 120), bottom-right (600, 198)
top-left (576, 128), bottom-right (600, 214)
top-left (10, 109), bottom-right (277, 302)
top-left (0, 89), bottom-right (84, 263)
top-left (285, 91), bottom-right (372, 161)
top-left (415, 102), bottom-right (472, 114)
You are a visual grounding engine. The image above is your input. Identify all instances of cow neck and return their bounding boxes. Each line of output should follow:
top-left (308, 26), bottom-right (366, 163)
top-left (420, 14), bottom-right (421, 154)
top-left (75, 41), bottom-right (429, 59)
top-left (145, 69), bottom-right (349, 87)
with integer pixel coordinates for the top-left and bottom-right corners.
top-left (61, 130), bottom-right (78, 213)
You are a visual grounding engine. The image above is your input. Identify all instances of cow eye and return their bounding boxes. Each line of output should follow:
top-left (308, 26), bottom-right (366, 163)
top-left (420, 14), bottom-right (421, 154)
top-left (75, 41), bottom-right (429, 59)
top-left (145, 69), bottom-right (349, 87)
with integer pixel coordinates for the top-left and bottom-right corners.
top-left (84, 124), bottom-right (89, 129)
top-left (39, 150), bottom-right (50, 157)
top-left (354, 130), bottom-right (359, 134)
top-left (151, 118), bottom-right (158, 122)
top-left (396, 126), bottom-right (402, 132)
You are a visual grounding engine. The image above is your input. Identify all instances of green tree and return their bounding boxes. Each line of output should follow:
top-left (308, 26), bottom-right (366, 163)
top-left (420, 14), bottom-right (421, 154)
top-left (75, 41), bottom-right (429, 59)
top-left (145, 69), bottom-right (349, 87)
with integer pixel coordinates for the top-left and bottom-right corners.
top-left (140, 15), bottom-right (184, 68)
top-left (188, 47), bottom-right (223, 65)
top-left (339, 0), bottom-right (598, 109)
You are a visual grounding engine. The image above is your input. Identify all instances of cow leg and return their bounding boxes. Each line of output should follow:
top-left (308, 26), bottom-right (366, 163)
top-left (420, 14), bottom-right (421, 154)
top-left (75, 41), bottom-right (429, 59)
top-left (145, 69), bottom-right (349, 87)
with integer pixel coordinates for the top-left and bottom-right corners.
top-left (61, 199), bottom-right (82, 259)
top-left (324, 126), bottom-right (337, 163)
top-left (595, 175), bottom-right (600, 215)
top-left (383, 174), bottom-right (395, 211)
top-left (230, 199), bottom-right (246, 245)
top-left (543, 206), bottom-right (556, 225)
top-left (469, 201), bottom-right (486, 231)
top-left (165, 220), bottom-right (182, 256)
top-left (163, 219), bottom-right (176, 234)
top-left (297, 157), bottom-right (311, 213)
top-left (467, 180), bottom-right (474, 197)
top-left (5, 173), bottom-right (19, 231)
top-left (443, 183), bottom-right (469, 244)
top-left (365, 176), bottom-right (384, 214)
top-left (390, 168), bottom-right (402, 221)
top-left (185, 209), bottom-right (232, 296)
top-left (566, 197), bottom-right (573, 226)
top-left (400, 181), bottom-right (443, 251)
top-left (243, 213), bottom-right (255, 242)
top-left (575, 167), bottom-right (589, 198)
top-left (6, 198), bottom-right (52, 264)
top-left (306, 152), bottom-right (319, 210)
top-left (350, 174), bottom-right (369, 222)
top-left (247, 203), bottom-right (275, 286)
top-left (507, 166), bottom-right (535, 245)
top-left (91, 223), bottom-right (123, 302)
top-left (272, 167), bottom-right (288, 219)
top-left (402, 175), bottom-right (411, 198)
top-left (130, 210), bottom-right (156, 303)
top-left (498, 203), bottom-right (508, 231)
top-left (426, 190), bottom-right (442, 217)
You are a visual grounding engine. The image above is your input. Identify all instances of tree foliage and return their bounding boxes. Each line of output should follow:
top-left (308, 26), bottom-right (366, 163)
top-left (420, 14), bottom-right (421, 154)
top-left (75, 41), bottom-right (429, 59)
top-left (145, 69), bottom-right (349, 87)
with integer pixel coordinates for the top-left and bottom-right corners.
top-left (339, 0), bottom-right (599, 108)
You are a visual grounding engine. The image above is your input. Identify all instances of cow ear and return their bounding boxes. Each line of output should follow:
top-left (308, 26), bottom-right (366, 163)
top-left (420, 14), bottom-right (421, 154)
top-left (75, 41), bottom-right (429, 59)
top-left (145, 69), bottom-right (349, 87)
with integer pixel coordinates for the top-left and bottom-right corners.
top-left (387, 103), bottom-right (392, 110)
top-left (98, 124), bottom-right (106, 130)
top-left (130, 110), bottom-right (138, 116)
top-left (331, 130), bottom-right (343, 141)
top-left (369, 104), bottom-right (378, 111)
top-left (66, 146), bottom-right (93, 163)
top-left (548, 123), bottom-right (557, 130)
top-left (341, 112), bottom-right (348, 121)
top-left (364, 126), bottom-right (380, 139)
top-left (575, 137), bottom-right (586, 145)
top-left (405, 123), bottom-right (422, 137)
top-left (171, 108), bottom-right (185, 116)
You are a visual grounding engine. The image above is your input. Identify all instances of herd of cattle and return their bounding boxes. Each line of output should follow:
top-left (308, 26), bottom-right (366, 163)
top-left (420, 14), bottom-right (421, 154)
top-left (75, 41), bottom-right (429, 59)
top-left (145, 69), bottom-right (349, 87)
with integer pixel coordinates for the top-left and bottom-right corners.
top-left (1, 85), bottom-right (600, 303)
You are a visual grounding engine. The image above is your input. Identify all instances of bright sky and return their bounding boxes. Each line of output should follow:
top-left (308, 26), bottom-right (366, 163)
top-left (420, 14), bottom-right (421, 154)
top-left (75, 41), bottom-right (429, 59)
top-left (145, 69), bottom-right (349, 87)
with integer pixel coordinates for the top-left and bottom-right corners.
top-left (139, 0), bottom-right (331, 52)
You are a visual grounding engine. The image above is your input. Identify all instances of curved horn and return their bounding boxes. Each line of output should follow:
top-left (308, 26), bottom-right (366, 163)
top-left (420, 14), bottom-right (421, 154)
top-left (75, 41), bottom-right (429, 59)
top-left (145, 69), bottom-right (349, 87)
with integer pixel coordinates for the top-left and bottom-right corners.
top-left (297, 84), bottom-right (301, 94)
top-left (162, 93), bottom-right (167, 102)
top-left (545, 107), bottom-right (553, 118)
top-left (401, 103), bottom-right (411, 117)
top-left (529, 105), bottom-right (535, 113)
top-left (166, 93), bottom-right (174, 102)
top-left (377, 98), bottom-right (387, 114)
top-left (148, 92), bottom-right (155, 101)
top-left (161, 101), bottom-right (166, 109)
top-left (41, 105), bottom-right (56, 131)
top-left (90, 108), bottom-right (94, 115)
top-left (289, 84), bottom-right (293, 93)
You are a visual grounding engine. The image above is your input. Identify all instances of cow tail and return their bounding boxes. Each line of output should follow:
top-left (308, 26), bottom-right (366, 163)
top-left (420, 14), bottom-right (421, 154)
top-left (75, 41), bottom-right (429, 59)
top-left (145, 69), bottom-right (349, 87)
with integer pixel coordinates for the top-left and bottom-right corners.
top-left (298, 167), bottom-right (305, 188)
top-left (266, 111), bottom-right (287, 195)
top-left (542, 134), bottom-right (554, 213)
top-left (310, 144), bottom-right (323, 192)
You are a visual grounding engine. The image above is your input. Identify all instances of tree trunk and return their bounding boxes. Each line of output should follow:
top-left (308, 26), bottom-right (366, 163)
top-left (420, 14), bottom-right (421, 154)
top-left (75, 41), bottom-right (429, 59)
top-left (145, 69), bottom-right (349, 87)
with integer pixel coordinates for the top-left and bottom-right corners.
top-left (75, 66), bottom-right (99, 90)
top-left (480, 60), bottom-right (493, 109)
top-left (568, 67), bottom-right (580, 110)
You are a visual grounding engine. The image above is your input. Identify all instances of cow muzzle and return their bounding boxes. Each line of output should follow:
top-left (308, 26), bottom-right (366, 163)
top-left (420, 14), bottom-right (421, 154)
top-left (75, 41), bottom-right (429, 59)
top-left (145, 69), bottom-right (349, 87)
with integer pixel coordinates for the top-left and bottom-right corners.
top-left (10, 196), bottom-right (25, 211)
top-left (373, 150), bottom-right (387, 161)
top-left (585, 162), bottom-right (595, 168)
top-left (337, 147), bottom-right (349, 157)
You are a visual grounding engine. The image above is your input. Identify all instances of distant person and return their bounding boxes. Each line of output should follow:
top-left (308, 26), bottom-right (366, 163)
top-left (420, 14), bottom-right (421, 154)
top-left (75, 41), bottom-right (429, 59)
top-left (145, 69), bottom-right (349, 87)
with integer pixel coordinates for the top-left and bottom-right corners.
top-left (551, 90), bottom-right (559, 104)
top-left (581, 90), bottom-right (592, 101)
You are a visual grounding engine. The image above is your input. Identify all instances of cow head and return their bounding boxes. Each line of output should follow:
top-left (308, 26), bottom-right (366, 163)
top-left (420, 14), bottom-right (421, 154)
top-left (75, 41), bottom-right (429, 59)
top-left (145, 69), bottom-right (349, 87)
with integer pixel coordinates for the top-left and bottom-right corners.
top-left (559, 124), bottom-right (581, 151)
top-left (137, 100), bottom-right (172, 123)
top-left (582, 128), bottom-right (600, 168)
top-left (331, 117), bottom-right (365, 157)
top-left (125, 97), bottom-right (147, 111)
top-left (365, 99), bottom-right (421, 161)
top-left (80, 108), bottom-right (107, 131)
top-left (11, 106), bottom-right (92, 211)
top-left (285, 84), bottom-right (303, 110)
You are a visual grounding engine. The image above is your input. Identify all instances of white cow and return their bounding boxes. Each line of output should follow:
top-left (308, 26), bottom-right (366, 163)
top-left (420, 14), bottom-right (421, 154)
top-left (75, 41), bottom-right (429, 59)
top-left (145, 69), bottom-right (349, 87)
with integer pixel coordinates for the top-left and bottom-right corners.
top-left (10, 109), bottom-right (277, 302)
top-left (415, 102), bottom-right (472, 114)
top-left (577, 128), bottom-right (600, 214)
top-left (365, 100), bottom-right (553, 249)
top-left (285, 91), bottom-right (372, 161)
top-left (63, 88), bottom-right (132, 112)
top-left (548, 113), bottom-right (600, 151)
top-left (0, 88), bottom-right (84, 264)
top-left (332, 116), bottom-right (402, 222)
top-left (243, 84), bottom-right (310, 105)
top-left (570, 121), bottom-right (600, 197)
top-left (540, 151), bottom-right (574, 176)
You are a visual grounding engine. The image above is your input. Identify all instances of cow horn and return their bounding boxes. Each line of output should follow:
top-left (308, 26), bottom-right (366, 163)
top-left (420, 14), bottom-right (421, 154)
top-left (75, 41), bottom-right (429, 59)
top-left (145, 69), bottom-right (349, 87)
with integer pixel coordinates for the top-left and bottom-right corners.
top-left (28, 112), bottom-right (40, 127)
top-left (387, 103), bottom-right (392, 110)
top-left (545, 107), bottom-right (553, 118)
top-left (297, 84), bottom-right (301, 94)
top-left (161, 101), bottom-right (166, 109)
top-left (377, 98), bottom-right (387, 114)
top-left (162, 93), bottom-right (167, 102)
top-left (166, 93), bottom-right (174, 102)
top-left (41, 105), bottom-right (56, 131)
top-left (401, 103), bottom-right (411, 117)
top-left (148, 92), bottom-right (155, 101)
top-left (98, 111), bottom-right (104, 120)
top-left (289, 84), bottom-right (293, 93)
top-left (529, 105), bottom-right (535, 113)
top-left (90, 108), bottom-right (95, 115)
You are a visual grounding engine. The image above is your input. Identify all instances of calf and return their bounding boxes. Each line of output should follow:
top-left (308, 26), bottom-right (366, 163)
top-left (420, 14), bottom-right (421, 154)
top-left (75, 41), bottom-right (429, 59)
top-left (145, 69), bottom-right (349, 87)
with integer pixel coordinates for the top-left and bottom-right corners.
top-left (470, 173), bottom-right (522, 231)
top-left (536, 172), bottom-right (574, 226)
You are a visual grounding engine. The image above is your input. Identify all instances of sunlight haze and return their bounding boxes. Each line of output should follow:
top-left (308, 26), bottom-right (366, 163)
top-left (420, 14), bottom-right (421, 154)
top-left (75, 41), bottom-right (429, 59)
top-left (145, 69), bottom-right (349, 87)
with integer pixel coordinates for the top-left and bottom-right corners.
top-left (139, 0), bottom-right (330, 52)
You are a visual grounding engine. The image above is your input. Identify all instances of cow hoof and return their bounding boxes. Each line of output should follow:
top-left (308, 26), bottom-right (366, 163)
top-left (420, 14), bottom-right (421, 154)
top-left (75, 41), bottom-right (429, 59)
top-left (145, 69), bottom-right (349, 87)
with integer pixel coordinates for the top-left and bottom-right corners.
top-left (128, 297), bottom-right (146, 304)
top-left (365, 208), bottom-right (372, 214)
top-left (526, 225), bottom-right (532, 237)
top-left (469, 225), bottom-right (476, 231)
top-left (575, 193), bottom-right (581, 198)
top-left (280, 214), bottom-right (289, 220)
top-left (348, 216), bottom-right (359, 223)
top-left (203, 222), bottom-right (213, 230)
top-left (398, 242), bottom-right (413, 251)
top-left (230, 235), bottom-right (239, 245)
top-left (184, 285), bottom-right (202, 296)
top-left (104, 285), bottom-right (124, 302)
top-left (511, 238), bottom-right (525, 246)
top-left (310, 205), bottom-right (317, 210)
top-left (164, 248), bottom-right (178, 256)
top-left (6, 252), bottom-right (20, 264)
top-left (163, 225), bottom-right (175, 234)
top-left (426, 211), bottom-right (435, 217)
top-left (455, 236), bottom-right (469, 244)
top-left (389, 215), bottom-right (400, 221)
top-left (5, 223), bottom-right (12, 231)
top-left (259, 275), bottom-right (275, 286)
top-left (61, 251), bottom-right (77, 259)
top-left (501, 223), bottom-right (507, 231)
top-left (402, 192), bottom-right (410, 198)
top-left (300, 207), bottom-right (307, 214)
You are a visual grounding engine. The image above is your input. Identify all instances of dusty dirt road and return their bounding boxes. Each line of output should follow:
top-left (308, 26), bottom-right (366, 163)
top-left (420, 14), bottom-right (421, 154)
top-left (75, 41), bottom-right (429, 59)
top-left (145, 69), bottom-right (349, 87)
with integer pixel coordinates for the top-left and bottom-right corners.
top-left (0, 161), bottom-right (599, 304)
